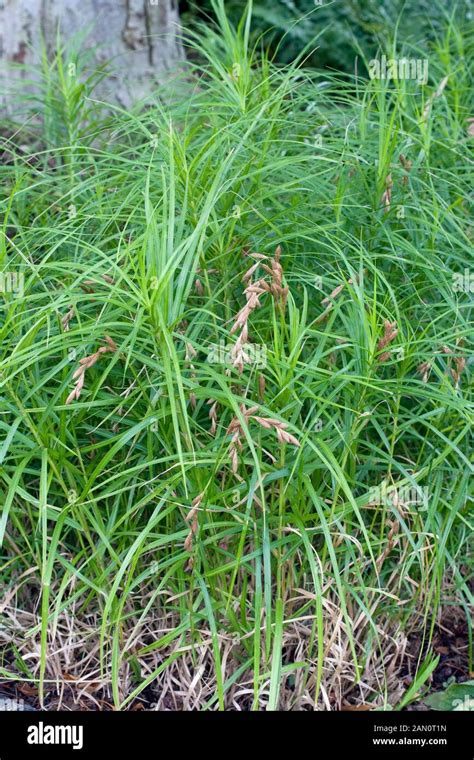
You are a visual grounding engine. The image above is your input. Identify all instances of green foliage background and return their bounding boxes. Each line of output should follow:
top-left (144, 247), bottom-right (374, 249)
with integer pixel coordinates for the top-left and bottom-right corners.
top-left (184, 0), bottom-right (473, 72)
top-left (0, 0), bottom-right (472, 711)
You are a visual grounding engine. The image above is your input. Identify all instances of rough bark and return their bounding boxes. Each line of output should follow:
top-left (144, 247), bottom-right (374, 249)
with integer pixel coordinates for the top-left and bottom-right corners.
top-left (0, 0), bottom-right (184, 109)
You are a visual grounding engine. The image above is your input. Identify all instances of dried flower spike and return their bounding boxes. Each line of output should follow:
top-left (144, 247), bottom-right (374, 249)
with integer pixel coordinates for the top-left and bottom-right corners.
top-left (377, 320), bottom-right (398, 362)
top-left (417, 361), bottom-right (431, 383)
top-left (381, 174), bottom-right (393, 213)
top-left (185, 342), bottom-right (198, 408)
top-left (61, 305), bottom-right (75, 332)
top-left (226, 404), bottom-right (300, 474)
top-left (184, 493), bottom-right (203, 564)
top-left (66, 336), bottom-right (117, 405)
top-left (229, 246), bottom-right (288, 373)
top-left (207, 399), bottom-right (218, 436)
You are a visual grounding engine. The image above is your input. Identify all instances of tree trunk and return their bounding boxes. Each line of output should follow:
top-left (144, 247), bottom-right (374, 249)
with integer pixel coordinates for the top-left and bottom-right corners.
top-left (0, 0), bottom-right (184, 110)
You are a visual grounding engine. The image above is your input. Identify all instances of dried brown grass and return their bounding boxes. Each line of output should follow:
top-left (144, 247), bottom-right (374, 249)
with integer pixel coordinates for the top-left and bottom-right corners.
top-left (0, 554), bottom-right (444, 712)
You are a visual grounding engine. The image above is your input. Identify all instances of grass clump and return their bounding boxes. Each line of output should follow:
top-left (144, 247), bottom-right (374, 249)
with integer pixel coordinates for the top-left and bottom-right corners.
top-left (0, 1), bottom-right (472, 710)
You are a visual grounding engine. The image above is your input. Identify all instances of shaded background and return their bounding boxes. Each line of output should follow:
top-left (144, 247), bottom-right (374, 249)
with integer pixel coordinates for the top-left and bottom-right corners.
top-left (182, 0), bottom-right (471, 72)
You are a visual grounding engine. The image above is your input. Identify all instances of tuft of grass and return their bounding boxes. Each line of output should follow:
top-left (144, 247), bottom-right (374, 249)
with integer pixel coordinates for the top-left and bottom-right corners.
top-left (0, 1), bottom-right (472, 710)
